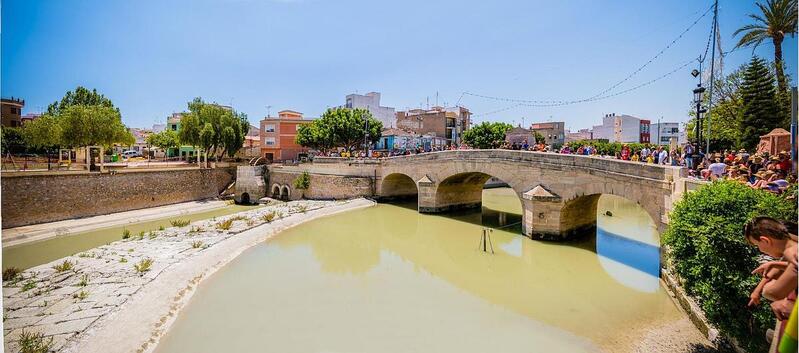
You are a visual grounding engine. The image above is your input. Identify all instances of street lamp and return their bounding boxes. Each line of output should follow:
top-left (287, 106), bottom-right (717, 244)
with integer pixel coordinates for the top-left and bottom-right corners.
top-left (693, 85), bottom-right (706, 153)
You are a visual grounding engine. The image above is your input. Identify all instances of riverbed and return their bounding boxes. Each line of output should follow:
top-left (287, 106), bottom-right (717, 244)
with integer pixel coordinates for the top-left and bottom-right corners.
top-left (3, 204), bottom-right (263, 270)
top-left (153, 188), bottom-right (696, 353)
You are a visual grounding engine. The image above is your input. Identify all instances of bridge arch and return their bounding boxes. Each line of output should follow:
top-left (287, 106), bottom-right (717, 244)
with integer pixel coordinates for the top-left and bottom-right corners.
top-left (375, 150), bottom-right (681, 240)
top-left (379, 173), bottom-right (418, 201)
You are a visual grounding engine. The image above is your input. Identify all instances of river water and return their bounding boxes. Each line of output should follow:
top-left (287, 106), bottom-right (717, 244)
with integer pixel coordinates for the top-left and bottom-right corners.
top-left (154, 188), bottom-right (682, 353)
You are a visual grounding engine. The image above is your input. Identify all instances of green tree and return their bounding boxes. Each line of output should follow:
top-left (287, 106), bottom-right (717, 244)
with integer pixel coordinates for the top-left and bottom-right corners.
top-left (295, 107), bottom-right (382, 151)
top-left (146, 130), bottom-right (179, 156)
top-left (21, 115), bottom-right (62, 151)
top-left (686, 64), bottom-right (747, 151)
top-left (734, 0), bottom-right (798, 93)
top-left (1, 127), bottom-right (27, 155)
top-left (739, 57), bottom-right (781, 150)
top-left (461, 121), bottom-right (512, 149)
top-left (663, 181), bottom-right (796, 352)
top-left (177, 98), bottom-right (251, 159)
top-left (46, 86), bottom-right (117, 116)
top-left (533, 131), bottom-right (545, 144)
top-left (57, 105), bottom-right (133, 148)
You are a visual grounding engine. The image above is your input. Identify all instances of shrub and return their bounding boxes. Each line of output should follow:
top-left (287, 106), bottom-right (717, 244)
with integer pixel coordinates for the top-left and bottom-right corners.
top-left (122, 228), bottom-right (131, 239)
top-left (76, 274), bottom-right (88, 287)
top-left (3, 267), bottom-right (21, 282)
top-left (293, 171), bottom-right (310, 190)
top-left (148, 232), bottom-right (157, 240)
top-left (21, 280), bottom-right (36, 292)
top-left (52, 260), bottom-right (74, 273)
top-left (229, 215), bottom-right (248, 221)
top-left (72, 290), bottom-right (89, 300)
top-left (170, 219), bottom-right (190, 227)
top-left (17, 329), bottom-right (53, 353)
top-left (261, 211), bottom-right (276, 223)
top-left (191, 241), bottom-right (204, 249)
top-left (216, 219), bottom-right (233, 231)
top-left (119, 257), bottom-right (128, 263)
top-left (663, 180), bottom-right (797, 352)
top-left (134, 258), bottom-right (153, 273)
top-left (158, 225), bottom-right (165, 231)
top-left (296, 205), bottom-right (308, 213)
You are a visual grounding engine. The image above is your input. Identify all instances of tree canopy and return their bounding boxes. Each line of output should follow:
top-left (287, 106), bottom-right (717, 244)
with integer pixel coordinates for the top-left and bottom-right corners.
top-left (46, 86), bottom-right (117, 116)
top-left (146, 129), bottom-right (179, 152)
top-left (23, 87), bottom-right (133, 150)
top-left (739, 56), bottom-right (781, 149)
top-left (734, 0), bottom-right (797, 92)
top-left (295, 107), bottom-right (382, 151)
top-left (461, 121), bottom-right (512, 149)
top-left (177, 98), bottom-right (250, 158)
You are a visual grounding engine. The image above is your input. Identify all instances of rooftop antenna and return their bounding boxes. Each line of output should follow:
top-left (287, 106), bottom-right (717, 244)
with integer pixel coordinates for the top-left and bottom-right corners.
top-left (266, 105), bottom-right (272, 118)
top-left (435, 91), bottom-right (439, 106)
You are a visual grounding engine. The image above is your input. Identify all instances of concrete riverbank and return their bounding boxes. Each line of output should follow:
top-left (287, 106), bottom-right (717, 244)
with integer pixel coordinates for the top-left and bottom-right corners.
top-left (2, 198), bottom-right (375, 353)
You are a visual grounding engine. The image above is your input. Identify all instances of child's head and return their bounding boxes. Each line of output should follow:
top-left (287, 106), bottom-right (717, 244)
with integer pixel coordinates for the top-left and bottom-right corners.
top-left (745, 216), bottom-right (792, 257)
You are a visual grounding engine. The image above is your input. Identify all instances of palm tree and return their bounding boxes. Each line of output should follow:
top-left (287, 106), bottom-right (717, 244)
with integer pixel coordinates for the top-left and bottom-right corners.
top-left (733, 0), bottom-right (797, 92)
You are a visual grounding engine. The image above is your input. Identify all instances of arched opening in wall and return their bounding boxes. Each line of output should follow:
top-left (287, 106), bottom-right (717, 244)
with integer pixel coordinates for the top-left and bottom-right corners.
top-left (271, 184), bottom-right (281, 199)
top-left (561, 193), bottom-right (660, 292)
top-left (434, 172), bottom-right (522, 230)
top-left (280, 185), bottom-right (291, 201)
top-left (379, 173), bottom-right (418, 209)
top-left (239, 192), bottom-right (251, 205)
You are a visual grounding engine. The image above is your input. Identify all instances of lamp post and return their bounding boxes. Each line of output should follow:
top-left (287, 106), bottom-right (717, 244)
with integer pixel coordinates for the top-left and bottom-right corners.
top-left (693, 85), bottom-right (707, 153)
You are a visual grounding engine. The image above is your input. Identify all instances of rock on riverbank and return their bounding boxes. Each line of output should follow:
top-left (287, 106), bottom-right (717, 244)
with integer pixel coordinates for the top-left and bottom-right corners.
top-left (2, 199), bottom-right (373, 353)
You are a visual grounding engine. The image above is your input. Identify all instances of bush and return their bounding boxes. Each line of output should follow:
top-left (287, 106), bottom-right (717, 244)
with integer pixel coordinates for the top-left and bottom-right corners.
top-left (122, 228), bottom-right (131, 239)
top-left (293, 171), bottom-right (311, 190)
top-left (261, 211), bottom-right (277, 223)
top-left (17, 329), bottom-right (53, 353)
top-left (3, 267), bottom-right (21, 282)
top-left (170, 219), bottom-right (190, 227)
top-left (216, 219), bottom-right (233, 231)
top-left (134, 258), bottom-right (153, 273)
top-left (663, 180), bottom-right (797, 352)
top-left (52, 260), bottom-right (74, 273)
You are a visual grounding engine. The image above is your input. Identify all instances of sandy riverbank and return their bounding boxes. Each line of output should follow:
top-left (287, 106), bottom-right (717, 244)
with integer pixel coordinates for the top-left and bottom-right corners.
top-left (2, 198), bottom-right (375, 353)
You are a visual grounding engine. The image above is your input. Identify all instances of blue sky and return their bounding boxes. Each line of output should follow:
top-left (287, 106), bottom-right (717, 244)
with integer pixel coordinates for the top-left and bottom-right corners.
top-left (2, 0), bottom-right (797, 131)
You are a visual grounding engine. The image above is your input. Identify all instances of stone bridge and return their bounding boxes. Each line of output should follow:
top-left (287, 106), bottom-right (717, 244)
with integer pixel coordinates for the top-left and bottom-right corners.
top-left (241, 150), bottom-right (688, 240)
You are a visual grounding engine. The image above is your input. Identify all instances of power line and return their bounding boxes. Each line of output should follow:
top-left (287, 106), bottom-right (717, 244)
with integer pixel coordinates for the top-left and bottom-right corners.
top-left (473, 58), bottom-right (696, 117)
top-left (464, 2), bottom-right (714, 107)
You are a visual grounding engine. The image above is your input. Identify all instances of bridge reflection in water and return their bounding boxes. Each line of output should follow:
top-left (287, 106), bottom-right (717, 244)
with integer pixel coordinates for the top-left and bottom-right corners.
top-left (155, 188), bottom-right (677, 353)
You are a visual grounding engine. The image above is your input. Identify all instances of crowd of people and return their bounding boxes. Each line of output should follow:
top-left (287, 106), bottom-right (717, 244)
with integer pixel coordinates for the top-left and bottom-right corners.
top-left (315, 141), bottom-right (796, 197)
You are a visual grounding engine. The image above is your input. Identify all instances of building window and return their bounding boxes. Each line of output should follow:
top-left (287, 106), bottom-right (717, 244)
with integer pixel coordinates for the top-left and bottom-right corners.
top-left (265, 124), bottom-right (275, 132)
top-left (265, 137), bottom-right (276, 146)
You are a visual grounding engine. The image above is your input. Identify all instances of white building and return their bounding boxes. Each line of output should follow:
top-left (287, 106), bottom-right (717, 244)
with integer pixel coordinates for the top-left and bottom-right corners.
top-left (650, 122), bottom-right (681, 145)
top-left (591, 113), bottom-right (646, 143)
top-left (344, 92), bottom-right (397, 128)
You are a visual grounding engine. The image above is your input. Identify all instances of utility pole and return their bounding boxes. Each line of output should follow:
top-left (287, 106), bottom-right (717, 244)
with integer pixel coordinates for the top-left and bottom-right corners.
top-left (705, 0), bottom-right (719, 155)
top-left (791, 86), bottom-right (797, 173)
top-left (656, 116), bottom-right (661, 145)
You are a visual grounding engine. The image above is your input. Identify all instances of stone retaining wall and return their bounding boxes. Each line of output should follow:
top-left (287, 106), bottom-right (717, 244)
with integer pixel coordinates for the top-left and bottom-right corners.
top-left (266, 167), bottom-right (373, 200)
top-left (1, 168), bottom-right (235, 228)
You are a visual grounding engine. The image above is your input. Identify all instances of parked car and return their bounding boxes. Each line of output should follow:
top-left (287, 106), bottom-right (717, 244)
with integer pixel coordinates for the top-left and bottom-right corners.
top-left (121, 150), bottom-right (142, 159)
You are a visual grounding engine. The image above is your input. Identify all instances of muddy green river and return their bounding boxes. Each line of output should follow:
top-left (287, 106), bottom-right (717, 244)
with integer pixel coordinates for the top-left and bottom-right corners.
top-left (154, 188), bottom-right (681, 353)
